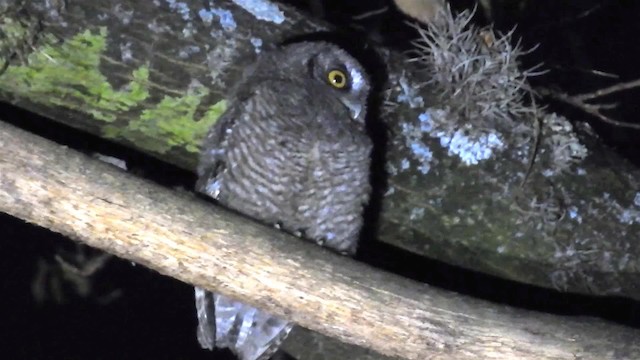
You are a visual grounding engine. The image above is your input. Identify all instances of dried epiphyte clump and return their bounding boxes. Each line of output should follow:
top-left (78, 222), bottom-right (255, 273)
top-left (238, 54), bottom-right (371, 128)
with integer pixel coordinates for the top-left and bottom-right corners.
top-left (405, 6), bottom-right (589, 172)
top-left (408, 6), bottom-right (541, 133)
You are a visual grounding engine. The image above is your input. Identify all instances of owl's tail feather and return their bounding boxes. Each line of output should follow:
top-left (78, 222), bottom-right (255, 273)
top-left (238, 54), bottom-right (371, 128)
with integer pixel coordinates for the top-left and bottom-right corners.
top-left (195, 288), bottom-right (293, 360)
top-left (194, 287), bottom-right (216, 350)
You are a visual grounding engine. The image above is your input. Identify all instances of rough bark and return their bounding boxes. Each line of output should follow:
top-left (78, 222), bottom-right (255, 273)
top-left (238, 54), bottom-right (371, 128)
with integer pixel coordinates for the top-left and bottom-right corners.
top-left (0, 0), bottom-right (639, 303)
top-left (2, 119), bottom-right (640, 360)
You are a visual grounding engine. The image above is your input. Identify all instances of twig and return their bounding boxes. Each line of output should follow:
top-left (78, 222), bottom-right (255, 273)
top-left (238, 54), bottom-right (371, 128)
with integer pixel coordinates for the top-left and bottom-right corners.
top-left (352, 6), bottom-right (389, 20)
top-left (520, 93), bottom-right (542, 188)
top-left (529, 4), bottom-right (603, 32)
top-left (545, 64), bottom-right (619, 79)
top-left (537, 85), bottom-right (640, 130)
top-left (575, 78), bottom-right (640, 101)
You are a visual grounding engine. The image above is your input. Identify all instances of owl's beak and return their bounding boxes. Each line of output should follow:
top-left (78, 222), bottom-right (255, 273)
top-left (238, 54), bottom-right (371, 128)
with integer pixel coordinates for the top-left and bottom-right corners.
top-left (342, 99), bottom-right (363, 121)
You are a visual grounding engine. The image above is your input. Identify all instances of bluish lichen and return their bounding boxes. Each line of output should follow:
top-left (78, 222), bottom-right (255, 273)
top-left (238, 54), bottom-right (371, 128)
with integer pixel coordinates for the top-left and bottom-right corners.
top-left (410, 207), bottom-right (425, 220)
top-left (567, 206), bottom-right (582, 224)
top-left (619, 209), bottom-right (640, 225)
top-left (120, 41), bottom-right (133, 63)
top-left (113, 4), bottom-right (134, 25)
top-left (396, 74), bottom-right (424, 108)
top-left (250, 37), bottom-right (263, 54)
top-left (400, 158), bottom-right (410, 171)
top-left (417, 112), bottom-right (433, 132)
top-left (434, 127), bottom-right (504, 166)
top-left (205, 34), bottom-right (241, 86)
top-left (198, 8), bottom-right (214, 24)
top-left (231, 0), bottom-right (285, 24)
top-left (410, 142), bottom-right (433, 174)
top-left (199, 8), bottom-right (237, 31)
top-left (400, 111), bottom-right (435, 174)
top-left (386, 162), bottom-right (398, 176)
top-left (182, 21), bottom-right (198, 37)
top-left (148, 19), bottom-right (171, 34)
top-left (410, 108), bottom-right (505, 167)
top-left (600, 192), bottom-right (640, 225)
top-left (542, 169), bottom-right (555, 177)
top-left (401, 123), bottom-right (433, 174)
top-left (178, 45), bottom-right (201, 59)
top-left (166, 0), bottom-right (191, 21)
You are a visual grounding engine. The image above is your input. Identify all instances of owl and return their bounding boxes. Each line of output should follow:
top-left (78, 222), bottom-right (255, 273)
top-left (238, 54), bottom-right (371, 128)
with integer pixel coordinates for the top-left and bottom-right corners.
top-left (194, 41), bottom-right (372, 360)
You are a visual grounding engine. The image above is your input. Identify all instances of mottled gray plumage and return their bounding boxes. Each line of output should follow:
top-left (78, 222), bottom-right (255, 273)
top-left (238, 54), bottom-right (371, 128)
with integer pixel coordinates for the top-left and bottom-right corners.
top-left (194, 41), bottom-right (372, 360)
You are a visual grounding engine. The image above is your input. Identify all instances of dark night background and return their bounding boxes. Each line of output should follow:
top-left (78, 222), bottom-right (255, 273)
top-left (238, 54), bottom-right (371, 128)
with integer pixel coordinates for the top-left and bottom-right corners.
top-left (1, 0), bottom-right (640, 359)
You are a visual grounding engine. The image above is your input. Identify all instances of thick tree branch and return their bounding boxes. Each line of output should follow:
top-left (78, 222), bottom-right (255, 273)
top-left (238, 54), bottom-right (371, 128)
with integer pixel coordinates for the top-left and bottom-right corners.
top-left (1, 119), bottom-right (640, 359)
top-left (1, 0), bottom-right (639, 304)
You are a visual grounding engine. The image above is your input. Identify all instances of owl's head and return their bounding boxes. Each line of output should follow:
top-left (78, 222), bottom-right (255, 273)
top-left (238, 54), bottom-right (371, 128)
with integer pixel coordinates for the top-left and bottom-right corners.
top-left (274, 42), bottom-right (371, 124)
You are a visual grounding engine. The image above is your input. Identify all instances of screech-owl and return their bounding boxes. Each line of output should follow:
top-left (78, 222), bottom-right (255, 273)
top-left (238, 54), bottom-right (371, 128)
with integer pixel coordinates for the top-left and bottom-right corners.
top-left (194, 41), bottom-right (372, 360)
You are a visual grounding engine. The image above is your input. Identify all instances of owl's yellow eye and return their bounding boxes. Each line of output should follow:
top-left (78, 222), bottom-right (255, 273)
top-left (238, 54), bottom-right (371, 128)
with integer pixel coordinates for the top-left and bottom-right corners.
top-left (327, 69), bottom-right (348, 89)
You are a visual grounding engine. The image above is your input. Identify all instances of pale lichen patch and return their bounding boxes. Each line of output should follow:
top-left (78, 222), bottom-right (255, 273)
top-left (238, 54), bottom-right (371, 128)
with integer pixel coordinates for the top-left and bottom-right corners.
top-left (199, 8), bottom-right (237, 31)
top-left (250, 37), bottom-right (263, 54)
top-left (395, 73), bottom-right (424, 109)
top-left (230, 0), bottom-right (285, 24)
top-left (112, 85), bottom-right (227, 154)
top-left (0, 28), bottom-right (150, 123)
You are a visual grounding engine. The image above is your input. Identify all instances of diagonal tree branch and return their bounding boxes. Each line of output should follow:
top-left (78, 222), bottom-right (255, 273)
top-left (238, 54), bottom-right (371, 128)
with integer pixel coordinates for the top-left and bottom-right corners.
top-left (1, 117), bottom-right (640, 359)
top-left (1, 0), bottom-right (639, 310)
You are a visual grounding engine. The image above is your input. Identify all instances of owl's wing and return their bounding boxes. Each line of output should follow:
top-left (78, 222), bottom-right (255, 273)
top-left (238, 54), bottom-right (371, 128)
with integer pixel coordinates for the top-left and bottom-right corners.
top-left (195, 101), bottom-right (243, 198)
top-left (194, 86), bottom-right (297, 360)
top-left (194, 101), bottom-right (245, 352)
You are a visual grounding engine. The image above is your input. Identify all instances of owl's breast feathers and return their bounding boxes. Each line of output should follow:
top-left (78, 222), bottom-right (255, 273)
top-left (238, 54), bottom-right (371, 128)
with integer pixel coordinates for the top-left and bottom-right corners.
top-left (198, 80), bottom-right (371, 252)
